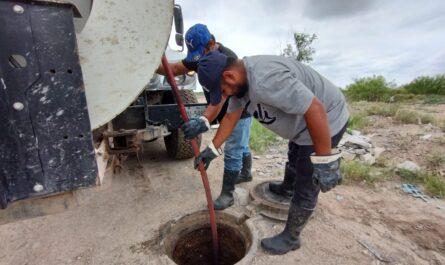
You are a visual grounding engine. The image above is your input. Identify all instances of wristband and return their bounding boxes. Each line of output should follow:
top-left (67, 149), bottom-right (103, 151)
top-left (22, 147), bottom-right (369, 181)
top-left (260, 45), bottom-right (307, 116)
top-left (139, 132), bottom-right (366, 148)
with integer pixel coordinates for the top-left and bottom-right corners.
top-left (199, 116), bottom-right (211, 130)
top-left (310, 149), bottom-right (341, 164)
top-left (209, 142), bottom-right (223, 156)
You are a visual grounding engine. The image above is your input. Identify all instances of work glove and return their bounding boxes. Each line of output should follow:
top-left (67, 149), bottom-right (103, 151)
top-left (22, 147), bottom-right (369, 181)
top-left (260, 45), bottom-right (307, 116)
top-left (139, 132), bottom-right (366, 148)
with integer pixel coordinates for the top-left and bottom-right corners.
top-left (194, 142), bottom-right (223, 170)
top-left (181, 116), bottom-right (210, 139)
top-left (310, 150), bottom-right (342, 193)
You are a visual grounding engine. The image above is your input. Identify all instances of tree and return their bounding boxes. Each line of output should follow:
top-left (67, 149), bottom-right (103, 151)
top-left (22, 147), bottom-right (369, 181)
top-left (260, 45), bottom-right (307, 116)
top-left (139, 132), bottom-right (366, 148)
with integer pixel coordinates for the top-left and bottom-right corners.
top-left (281, 33), bottom-right (317, 63)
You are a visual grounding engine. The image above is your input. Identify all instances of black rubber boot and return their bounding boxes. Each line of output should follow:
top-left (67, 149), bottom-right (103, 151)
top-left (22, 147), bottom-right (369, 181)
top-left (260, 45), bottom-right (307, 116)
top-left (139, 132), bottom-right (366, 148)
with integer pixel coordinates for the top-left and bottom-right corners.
top-left (236, 154), bottom-right (252, 184)
top-left (269, 162), bottom-right (296, 197)
top-left (261, 203), bottom-right (313, 255)
top-left (0, 183), bottom-right (7, 209)
top-left (214, 170), bottom-right (239, 210)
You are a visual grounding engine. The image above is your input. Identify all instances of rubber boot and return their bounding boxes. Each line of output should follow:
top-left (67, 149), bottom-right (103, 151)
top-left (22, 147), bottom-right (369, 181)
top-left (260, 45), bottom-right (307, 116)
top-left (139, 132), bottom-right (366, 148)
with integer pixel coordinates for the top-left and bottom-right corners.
top-left (214, 170), bottom-right (239, 210)
top-left (261, 203), bottom-right (313, 255)
top-left (236, 154), bottom-right (252, 184)
top-left (269, 162), bottom-right (296, 197)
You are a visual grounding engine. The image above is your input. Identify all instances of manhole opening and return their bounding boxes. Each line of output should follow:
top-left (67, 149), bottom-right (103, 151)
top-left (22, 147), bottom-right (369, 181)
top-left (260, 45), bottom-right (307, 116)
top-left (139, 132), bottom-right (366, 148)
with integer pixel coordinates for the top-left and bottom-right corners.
top-left (164, 211), bottom-right (255, 265)
top-left (173, 224), bottom-right (246, 265)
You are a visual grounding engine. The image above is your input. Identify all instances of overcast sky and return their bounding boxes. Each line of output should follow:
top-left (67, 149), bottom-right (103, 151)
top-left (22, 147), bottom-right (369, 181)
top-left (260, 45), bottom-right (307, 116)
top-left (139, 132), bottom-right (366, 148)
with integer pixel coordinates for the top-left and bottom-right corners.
top-left (172, 0), bottom-right (445, 87)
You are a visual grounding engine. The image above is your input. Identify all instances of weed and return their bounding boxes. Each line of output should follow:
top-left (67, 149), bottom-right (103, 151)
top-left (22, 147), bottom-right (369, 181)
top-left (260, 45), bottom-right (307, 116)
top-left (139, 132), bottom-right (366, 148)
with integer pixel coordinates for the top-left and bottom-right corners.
top-left (249, 119), bottom-right (278, 154)
top-left (393, 108), bottom-right (436, 124)
top-left (426, 152), bottom-right (445, 170)
top-left (419, 113), bottom-right (435, 124)
top-left (394, 109), bottom-right (419, 124)
top-left (366, 103), bottom-right (399, 117)
top-left (422, 94), bottom-right (445, 104)
top-left (375, 155), bottom-right (390, 168)
top-left (432, 137), bottom-right (445, 145)
top-left (424, 175), bottom-right (445, 198)
top-left (397, 168), bottom-right (445, 198)
top-left (397, 168), bottom-right (421, 182)
top-left (341, 160), bottom-right (391, 184)
top-left (348, 113), bottom-right (370, 130)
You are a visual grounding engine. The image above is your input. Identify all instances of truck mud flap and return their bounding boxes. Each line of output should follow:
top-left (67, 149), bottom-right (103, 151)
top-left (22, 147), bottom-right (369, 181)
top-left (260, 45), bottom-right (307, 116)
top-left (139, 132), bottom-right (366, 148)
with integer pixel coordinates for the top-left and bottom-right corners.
top-left (0, 2), bottom-right (97, 208)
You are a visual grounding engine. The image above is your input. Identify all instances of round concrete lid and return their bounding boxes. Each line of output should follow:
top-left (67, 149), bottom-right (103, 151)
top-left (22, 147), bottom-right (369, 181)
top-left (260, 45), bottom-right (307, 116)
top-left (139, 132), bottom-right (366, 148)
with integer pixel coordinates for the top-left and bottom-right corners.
top-left (250, 180), bottom-right (291, 222)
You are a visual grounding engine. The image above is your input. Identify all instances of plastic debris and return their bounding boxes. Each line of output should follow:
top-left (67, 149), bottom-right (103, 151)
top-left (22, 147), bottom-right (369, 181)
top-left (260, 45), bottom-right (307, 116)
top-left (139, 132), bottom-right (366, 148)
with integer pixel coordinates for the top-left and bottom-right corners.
top-left (402, 183), bottom-right (431, 203)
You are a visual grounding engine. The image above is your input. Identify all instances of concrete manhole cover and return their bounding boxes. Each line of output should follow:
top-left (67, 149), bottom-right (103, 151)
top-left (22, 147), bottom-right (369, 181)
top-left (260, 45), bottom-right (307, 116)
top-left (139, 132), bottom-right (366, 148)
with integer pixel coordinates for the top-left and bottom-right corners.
top-left (250, 180), bottom-right (292, 221)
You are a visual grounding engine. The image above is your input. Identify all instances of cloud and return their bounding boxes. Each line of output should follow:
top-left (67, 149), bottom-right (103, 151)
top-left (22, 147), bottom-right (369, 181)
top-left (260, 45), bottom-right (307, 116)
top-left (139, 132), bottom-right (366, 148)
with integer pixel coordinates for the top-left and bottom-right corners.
top-left (175, 0), bottom-right (445, 87)
top-left (303, 0), bottom-right (377, 20)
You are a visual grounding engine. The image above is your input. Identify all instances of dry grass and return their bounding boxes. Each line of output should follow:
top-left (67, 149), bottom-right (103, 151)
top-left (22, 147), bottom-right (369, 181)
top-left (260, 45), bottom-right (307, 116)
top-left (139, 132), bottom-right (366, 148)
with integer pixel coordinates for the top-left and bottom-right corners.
top-left (366, 103), bottom-right (399, 117)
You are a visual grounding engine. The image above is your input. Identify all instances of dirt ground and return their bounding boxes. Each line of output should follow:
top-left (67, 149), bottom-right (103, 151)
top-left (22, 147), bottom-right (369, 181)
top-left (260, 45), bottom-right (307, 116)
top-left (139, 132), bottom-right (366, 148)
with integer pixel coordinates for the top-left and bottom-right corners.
top-left (1, 104), bottom-right (445, 265)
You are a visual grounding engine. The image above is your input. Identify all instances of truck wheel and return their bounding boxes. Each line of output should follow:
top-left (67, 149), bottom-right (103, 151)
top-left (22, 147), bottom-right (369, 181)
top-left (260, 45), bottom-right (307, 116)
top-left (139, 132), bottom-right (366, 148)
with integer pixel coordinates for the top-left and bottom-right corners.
top-left (164, 90), bottom-right (202, 159)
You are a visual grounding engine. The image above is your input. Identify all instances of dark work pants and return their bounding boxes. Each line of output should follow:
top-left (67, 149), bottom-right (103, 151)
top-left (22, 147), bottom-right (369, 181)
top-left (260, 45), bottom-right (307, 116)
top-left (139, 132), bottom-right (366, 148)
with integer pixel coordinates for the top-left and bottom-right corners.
top-left (288, 123), bottom-right (348, 210)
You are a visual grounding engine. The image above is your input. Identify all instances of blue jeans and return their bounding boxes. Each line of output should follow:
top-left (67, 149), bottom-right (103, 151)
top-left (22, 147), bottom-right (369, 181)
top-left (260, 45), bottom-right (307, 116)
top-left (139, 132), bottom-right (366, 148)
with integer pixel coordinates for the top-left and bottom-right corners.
top-left (224, 117), bottom-right (253, 172)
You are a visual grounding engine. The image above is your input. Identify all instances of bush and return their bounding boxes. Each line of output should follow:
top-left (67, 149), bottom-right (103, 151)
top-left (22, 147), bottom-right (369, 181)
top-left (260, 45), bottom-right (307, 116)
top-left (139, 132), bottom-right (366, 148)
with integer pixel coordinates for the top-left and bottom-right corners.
top-left (394, 109), bottom-right (419, 124)
top-left (393, 109), bottom-right (435, 124)
top-left (419, 113), bottom-right (435, 124)
top-left (249, 120), bottom-right (278, 153)
top-left (344, 76), bottom-right (394, 102)
top-left (422, 94), bottom-right (445, 104)
top-left (404, 75), bottom-right (445, 95)
top-left (366, 103), bottom-right (399, 117)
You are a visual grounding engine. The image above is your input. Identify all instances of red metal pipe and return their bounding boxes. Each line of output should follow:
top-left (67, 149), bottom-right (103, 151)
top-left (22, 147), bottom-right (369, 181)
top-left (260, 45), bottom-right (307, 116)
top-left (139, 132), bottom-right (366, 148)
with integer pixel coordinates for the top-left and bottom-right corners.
top-left (161, 54), bottom-right (219, 264)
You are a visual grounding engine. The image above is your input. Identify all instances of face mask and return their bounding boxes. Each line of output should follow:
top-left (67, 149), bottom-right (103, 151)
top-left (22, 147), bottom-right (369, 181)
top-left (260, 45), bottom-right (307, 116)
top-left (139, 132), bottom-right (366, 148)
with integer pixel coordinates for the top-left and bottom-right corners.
top-left (235, 83), bottom-right (248, 98)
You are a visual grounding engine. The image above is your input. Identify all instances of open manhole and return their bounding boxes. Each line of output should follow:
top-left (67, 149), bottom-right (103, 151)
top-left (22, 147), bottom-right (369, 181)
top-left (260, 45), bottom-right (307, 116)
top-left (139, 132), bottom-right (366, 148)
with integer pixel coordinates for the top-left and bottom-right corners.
top-left (163, 210), bottom-right (258, 265)
top-left (250, 180), bottom-right (291, 221)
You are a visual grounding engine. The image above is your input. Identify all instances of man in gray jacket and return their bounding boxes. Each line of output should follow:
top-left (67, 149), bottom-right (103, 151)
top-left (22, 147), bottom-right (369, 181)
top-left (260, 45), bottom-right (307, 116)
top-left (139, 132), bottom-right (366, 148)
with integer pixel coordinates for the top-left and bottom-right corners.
top-left (193, 51), bottom-right (349, 255)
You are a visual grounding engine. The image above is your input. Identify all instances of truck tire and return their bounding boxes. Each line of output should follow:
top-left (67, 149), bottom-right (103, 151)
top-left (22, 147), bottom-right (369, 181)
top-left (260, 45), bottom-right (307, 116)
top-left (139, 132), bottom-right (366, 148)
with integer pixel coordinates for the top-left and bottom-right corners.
top-left (164, 90), bottom-right (202, 159)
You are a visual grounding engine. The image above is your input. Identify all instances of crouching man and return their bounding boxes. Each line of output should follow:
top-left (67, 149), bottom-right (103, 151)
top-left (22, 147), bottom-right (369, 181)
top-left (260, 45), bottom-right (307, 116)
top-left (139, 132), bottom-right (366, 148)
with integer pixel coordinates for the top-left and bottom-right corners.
top-left (193, 51), bottom-right (349, 255)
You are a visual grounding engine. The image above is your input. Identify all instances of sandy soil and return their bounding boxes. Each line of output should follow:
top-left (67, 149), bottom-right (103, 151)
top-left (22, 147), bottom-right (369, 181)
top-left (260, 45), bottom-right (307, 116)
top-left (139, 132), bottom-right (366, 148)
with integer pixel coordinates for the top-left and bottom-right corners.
top-left (1, 104), bottom-right (445, 265)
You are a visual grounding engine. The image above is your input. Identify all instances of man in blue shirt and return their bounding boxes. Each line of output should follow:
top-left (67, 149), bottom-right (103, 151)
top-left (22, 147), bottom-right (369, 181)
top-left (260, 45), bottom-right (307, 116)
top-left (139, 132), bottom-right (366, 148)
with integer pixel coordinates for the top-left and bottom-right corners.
top-left (158, 24), bottom-right (253, 210)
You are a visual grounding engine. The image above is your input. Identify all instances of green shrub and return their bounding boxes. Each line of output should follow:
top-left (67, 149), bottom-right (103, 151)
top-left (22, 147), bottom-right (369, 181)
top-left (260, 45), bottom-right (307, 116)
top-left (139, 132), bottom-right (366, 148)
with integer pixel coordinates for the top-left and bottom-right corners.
top-left (392, 93), bottom-right (420, 102)
top-left (422, 94), bottom-right (445, 104)
top-left (404, 75), bottom-right (445, 95)
top-left (344, 76), bottom-right (394, 102)
top-left (249, 120), bottom-right (278, 153)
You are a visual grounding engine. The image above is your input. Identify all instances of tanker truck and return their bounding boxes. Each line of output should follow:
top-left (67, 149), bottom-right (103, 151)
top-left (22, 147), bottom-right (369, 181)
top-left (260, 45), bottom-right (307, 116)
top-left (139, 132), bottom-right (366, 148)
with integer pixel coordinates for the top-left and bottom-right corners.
top-left (0, 0), bottom-right (205, 220)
